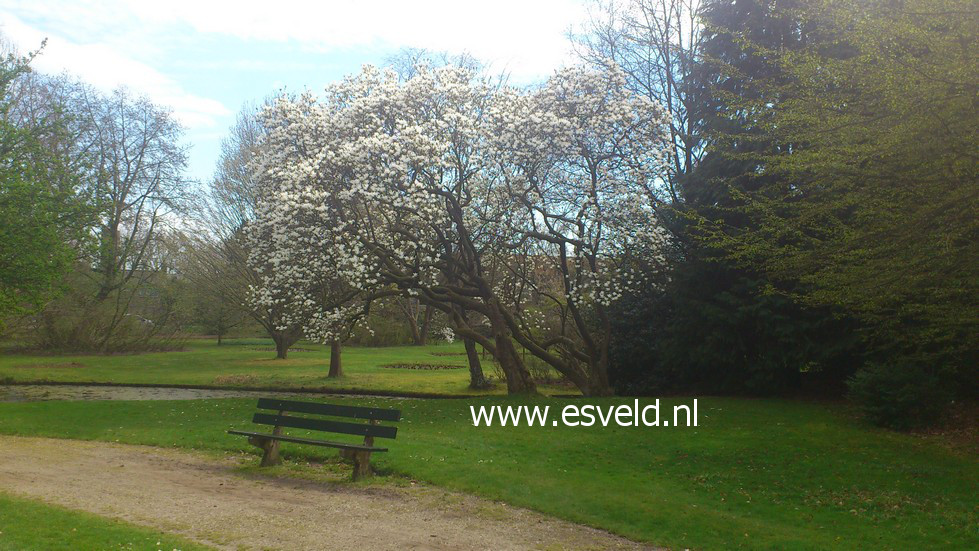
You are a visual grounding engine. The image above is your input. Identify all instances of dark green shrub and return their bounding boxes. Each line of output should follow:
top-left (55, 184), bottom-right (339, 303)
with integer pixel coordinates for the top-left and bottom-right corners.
top-left (608, 257), bottom-right (862, 396)
top-left (848, 361), bottom-right (952, 431)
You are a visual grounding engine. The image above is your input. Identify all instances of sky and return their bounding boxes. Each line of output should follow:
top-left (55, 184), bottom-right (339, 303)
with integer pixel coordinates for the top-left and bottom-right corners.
top-left (0, 0), bottom-right (589, 182)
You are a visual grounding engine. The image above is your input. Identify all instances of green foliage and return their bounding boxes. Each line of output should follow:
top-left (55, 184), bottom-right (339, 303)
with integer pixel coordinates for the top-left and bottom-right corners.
top-left (347, 303), bottom-right (423, 346)
top-left (690, 0), bottom-right (978, 424)
top-left (0, 168), bottom-right (76, 323)
top-left (0, 45), bottom-right (82, 331)
top-left (183, 279), bottom-right (246, 343)
top-left (723, 0), bottom-right (977, 358)
top-left (611, 256), bottom-right (863, 395)
top-left (848, 360), bottom-right (953, 431)
top-left (610, 234), bottom-right (852, 401)
top-left (29, 268), bottom-right (185, 353)
top-left (0, 396), bottom-right (975, 549)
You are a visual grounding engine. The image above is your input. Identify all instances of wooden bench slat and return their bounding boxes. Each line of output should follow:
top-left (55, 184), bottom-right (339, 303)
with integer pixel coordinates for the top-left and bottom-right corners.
top-left (227, 430), bottom-right (388, 452)
top-left (230, 398), bottom-right (401, 479)
top-left (256, 398), bottom-right (401, 422)
top-left (252, 412), bottom-right (399, 439)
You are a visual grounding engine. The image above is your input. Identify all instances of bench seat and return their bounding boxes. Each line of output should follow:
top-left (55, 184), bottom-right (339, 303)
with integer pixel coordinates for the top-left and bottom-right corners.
top-left (227, 429), bottom-right (388, 453)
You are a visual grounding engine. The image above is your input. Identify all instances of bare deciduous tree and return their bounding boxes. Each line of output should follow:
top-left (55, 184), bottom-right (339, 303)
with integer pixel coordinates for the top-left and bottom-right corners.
top-left (194, 100), bottom-right (307, 359)
top-left (572, 0), bottom-right (705, 201)
top-left (8, 71), bottom-right (190, 351)
top-left (395, 296), bottom-right (433, 346)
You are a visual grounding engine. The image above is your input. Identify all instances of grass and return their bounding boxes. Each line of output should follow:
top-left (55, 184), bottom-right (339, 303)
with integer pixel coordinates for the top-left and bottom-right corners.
top-left (0, 338), bottom-right (570, 396)
top-left (0, 396), bottom-right (975, 549)
top-left (0, 491), bottom-right (211, 550)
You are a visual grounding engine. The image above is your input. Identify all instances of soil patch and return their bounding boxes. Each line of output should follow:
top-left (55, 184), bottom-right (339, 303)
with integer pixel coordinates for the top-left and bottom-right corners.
top-left (211, 374), bottom-right (261, 385)
top-left (381, 363), bottom-right (465, 370)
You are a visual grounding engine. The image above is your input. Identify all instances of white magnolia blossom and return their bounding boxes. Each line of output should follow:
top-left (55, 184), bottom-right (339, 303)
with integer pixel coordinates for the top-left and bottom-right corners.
top-left (246, 61), bottom-right (673, 394)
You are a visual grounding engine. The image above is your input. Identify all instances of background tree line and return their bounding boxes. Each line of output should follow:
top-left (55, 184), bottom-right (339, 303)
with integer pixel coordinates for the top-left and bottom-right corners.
top-left (0, 38), bottom-right (191, 352)
top-left (0, 40), bottom-right (459, 358)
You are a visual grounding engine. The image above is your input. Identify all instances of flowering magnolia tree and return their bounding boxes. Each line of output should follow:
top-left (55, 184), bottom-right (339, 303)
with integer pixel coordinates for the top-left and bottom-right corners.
top-left (250, 62), bottom-right (672, 395)
top-left (485, 66), bottom-right (673, 393)
top-left (246, 195), bottom-right (369, 374)
top-left (245, 101), bottom-right (376, 373)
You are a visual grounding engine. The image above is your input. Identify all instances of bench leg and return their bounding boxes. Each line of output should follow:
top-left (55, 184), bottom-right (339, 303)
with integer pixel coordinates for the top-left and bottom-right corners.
top-left (248, 436), bottom-right (282, 467)
top-left (352, 451), bottom-right (372, 480)
top-left (261, 438), bottom-right (282, 467)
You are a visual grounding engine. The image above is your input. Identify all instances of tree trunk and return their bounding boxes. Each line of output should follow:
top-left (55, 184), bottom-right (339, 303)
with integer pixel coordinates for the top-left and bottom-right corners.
top-left (269, 328), bottom-right (302, 360)
top-left (402, 299), bottom-right (434, 346)
top-left (487, 307), bottom-right (536, 394)
top-left (329, 340), bottom-right (343, 378)
top-left (496, 335), bottom-right (536, 394)
top-left (585, 367), bottom-right (613, 396)
top-left (272, 334), bottom-right (289, 359)
top-left (407, 315), bottom-right (422, 345)
top-left (418, 305), bottom-right (433, 345)
top-left (586, 342), bottom-right (614, 396)
top-left (464, 337), bottom-right (489, 389)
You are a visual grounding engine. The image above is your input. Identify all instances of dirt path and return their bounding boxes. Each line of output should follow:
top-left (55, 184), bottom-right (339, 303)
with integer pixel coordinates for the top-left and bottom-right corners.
top-left (0, 435), bottom-right (653, 550)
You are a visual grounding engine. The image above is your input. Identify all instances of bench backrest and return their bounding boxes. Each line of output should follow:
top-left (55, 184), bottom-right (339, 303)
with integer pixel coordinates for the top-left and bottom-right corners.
top-left (251, 398), bottom-right (400, 440)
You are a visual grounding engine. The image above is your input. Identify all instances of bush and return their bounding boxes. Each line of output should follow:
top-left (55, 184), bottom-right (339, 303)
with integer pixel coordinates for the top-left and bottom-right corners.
top-left (27, 270), bottom-right (185, 353)
top-left (848, 361), bottom-right (952, 431)
top-left (608, 259), bottom-right (862, 397)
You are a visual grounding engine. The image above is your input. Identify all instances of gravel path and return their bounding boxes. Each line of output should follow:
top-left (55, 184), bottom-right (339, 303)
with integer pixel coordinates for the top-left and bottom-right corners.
top-left (0, 435), bottom-right (654, 550)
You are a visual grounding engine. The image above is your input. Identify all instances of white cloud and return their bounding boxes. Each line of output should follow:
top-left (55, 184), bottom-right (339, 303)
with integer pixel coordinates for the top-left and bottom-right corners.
top-left (5, 0), bottom-right (585, 82)
top-left (0, 0), bottom-right (589, 179)
top-left (136, 0), bottom-right (586, 80)
top-left (0, 11), bottom-right (230, 129)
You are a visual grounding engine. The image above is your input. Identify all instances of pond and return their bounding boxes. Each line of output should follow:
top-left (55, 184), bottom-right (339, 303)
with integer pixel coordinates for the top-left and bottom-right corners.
top-left (0, 384), bottom-right (386, 403)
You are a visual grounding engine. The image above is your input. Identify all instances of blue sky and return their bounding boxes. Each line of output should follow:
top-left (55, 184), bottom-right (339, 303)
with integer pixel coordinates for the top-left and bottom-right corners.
top-left (0, 0), bottom-right (588, 182)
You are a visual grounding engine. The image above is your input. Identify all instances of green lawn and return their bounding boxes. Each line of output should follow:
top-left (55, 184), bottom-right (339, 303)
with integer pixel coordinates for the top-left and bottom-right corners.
top-left (0, 339), bottom-right (568, 396)
top-left (0, 492), bottom-right (211, 550)
top-left (0, 396), bottom-right (974, 549)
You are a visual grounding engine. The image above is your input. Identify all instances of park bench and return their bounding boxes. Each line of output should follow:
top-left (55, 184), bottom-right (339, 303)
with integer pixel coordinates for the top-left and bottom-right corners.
top-left (228, 397), bottom-right (400, 480)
